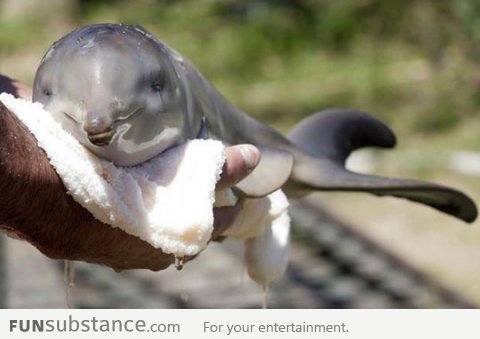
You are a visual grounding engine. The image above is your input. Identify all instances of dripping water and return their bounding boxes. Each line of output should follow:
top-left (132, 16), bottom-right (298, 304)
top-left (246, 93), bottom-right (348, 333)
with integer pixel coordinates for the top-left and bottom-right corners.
top-left (174, 256), bottom-right (184, 271)
top-left (64, 260), bottom-right (75, 308)
top-left (262, 284), bottom-right (270, 309)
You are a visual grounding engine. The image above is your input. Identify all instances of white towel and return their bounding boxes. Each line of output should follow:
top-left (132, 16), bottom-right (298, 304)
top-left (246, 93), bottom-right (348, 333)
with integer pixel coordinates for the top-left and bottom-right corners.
top-left (0, 92), bottom-right (290, 286)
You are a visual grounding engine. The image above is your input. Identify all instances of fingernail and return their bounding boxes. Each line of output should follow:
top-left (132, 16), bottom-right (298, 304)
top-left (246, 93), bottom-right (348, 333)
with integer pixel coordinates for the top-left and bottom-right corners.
top-left (237, 145), bottom-right (260, 171)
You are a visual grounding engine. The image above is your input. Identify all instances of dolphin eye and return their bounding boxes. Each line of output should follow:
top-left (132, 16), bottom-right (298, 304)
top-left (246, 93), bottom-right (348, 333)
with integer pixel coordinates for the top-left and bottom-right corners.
top-left (43, 89), bottom-right (52, 97)
top-left (151, 76), bottom-right (164, 92)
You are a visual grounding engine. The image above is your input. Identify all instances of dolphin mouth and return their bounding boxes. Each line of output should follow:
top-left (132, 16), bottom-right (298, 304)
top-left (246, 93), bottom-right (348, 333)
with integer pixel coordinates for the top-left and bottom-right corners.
top-left (115, 106), bottom-right (143, 122)
top-left (63, 111), bottom-right (80, 123)
top-left (87, 129), bottom-right (114, 146)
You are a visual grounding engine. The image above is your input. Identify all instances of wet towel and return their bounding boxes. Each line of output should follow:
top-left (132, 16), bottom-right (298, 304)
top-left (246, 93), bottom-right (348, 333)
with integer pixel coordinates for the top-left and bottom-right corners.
top-left (0, 92), bottom-right (290, 285)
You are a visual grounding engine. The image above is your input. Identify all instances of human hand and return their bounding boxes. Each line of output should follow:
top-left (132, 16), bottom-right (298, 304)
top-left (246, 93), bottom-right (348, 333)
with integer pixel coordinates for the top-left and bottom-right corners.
top-left (0, 77), bottom-right (260, 271)
top-left (0, 75), bottom-right (32, 100)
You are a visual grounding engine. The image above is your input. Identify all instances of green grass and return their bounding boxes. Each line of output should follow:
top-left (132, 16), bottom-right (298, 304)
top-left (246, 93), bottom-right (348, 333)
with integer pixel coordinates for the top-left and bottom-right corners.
top-left (0, 16), bottom-right (46, 50)
top-left (1, 0), bottom-right (479, 149)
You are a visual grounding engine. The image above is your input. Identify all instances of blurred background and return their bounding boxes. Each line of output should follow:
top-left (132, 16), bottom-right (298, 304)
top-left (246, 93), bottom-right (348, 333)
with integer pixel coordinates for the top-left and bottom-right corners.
top-left (1, 0), bottom-right (480, 308)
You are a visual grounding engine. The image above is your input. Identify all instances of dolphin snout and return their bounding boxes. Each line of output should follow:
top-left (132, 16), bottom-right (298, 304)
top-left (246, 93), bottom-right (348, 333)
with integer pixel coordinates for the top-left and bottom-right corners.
top-left (84, 115), bottom-right (114, 146)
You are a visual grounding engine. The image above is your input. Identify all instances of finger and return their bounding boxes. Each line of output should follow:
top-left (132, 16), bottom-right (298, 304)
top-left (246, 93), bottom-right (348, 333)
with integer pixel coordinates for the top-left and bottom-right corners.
top-left (216, 144), bottom-right (260, 191)
top-left (0, 75), bottom-right (32, 100)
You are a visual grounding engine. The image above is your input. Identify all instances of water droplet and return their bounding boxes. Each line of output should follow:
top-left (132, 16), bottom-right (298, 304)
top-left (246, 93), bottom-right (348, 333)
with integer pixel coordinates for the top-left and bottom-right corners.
top-left (174, 256), bottom-right (184, 271)
top-left (180, 293), bottom-right (189, 302)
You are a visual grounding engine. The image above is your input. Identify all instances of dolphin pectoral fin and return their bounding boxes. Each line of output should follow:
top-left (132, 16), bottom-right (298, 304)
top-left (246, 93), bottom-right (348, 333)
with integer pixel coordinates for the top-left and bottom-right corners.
top-left (288, 108), bottom-right (478, 223)
top-left (234, 147), bottom-right (294, 198)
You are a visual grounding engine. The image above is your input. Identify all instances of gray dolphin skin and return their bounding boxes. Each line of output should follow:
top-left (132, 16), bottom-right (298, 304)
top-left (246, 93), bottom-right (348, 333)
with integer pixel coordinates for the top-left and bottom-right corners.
top-left (33, 23), bottom-right (477, 223)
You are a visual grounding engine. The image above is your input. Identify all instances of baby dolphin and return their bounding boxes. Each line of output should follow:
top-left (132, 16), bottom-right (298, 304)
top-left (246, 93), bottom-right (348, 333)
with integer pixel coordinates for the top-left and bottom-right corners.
top-left (33, 24), bottom-right (477, 223)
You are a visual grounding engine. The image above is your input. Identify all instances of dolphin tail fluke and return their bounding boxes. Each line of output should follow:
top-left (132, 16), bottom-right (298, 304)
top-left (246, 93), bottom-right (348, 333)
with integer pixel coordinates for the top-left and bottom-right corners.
top-left (287, 108), bottom-right (478, 223)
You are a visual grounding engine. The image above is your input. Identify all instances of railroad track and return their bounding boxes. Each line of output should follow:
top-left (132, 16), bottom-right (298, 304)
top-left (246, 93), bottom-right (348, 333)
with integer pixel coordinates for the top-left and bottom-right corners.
top-left (0, 200), bottom-right (474, 308)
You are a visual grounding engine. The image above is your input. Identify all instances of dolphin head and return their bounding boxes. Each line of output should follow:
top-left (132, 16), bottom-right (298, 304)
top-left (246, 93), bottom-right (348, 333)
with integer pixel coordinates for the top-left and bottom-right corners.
top-left (33, 24), bottom-right (194, 166)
